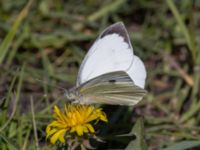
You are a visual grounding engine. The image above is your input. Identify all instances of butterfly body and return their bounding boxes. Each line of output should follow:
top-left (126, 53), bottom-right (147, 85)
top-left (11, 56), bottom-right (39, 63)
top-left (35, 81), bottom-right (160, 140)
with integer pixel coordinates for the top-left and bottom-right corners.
top-left (65, 22), bottom-right (147, 106)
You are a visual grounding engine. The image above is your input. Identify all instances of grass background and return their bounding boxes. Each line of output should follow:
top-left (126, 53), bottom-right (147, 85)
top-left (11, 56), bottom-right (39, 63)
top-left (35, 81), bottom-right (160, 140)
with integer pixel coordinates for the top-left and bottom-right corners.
top-left (0, 0), bottom-right (200, 149)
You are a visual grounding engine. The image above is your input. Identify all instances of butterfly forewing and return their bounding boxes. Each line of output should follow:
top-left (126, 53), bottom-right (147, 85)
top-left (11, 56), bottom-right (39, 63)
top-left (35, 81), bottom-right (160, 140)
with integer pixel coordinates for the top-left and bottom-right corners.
top-left (76, 22), bottom-right (134, 86)
top-left (77, 71), bottom-right (146, 105)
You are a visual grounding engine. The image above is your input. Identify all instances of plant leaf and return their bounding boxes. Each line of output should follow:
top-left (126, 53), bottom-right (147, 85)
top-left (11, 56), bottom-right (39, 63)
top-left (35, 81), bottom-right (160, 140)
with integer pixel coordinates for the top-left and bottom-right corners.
top-left (125, 118), bottom-right (147, 150)
top-left (161, 140), bottom-right (200, 150)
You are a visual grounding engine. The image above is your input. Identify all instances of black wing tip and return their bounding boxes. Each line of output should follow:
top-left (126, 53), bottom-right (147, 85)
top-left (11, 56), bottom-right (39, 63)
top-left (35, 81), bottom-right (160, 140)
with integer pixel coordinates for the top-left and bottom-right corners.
top-left (100, 22), bottom-right (127, 37)
top-left (109, 22), bottom-right (126, 29)
top-left (99, 22), bottom-right (131, 47)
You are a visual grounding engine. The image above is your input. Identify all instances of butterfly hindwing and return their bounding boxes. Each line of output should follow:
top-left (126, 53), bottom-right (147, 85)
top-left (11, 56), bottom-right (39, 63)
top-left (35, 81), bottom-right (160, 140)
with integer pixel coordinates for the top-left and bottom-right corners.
top-left (77, 71), bottom-right (146, 105)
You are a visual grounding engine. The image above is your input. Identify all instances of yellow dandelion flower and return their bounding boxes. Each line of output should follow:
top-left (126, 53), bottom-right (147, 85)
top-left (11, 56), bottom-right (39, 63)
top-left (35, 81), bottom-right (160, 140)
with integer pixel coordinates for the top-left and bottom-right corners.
top-left (46, 103), bottom-right (107, 144)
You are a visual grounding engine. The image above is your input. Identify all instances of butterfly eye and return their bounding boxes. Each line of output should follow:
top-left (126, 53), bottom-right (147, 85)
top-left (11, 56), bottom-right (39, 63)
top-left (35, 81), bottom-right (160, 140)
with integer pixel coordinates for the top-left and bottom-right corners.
top-left (65, 90), bottom-right (75, 100)
top-left (69, 93), bottom-right (74, 98)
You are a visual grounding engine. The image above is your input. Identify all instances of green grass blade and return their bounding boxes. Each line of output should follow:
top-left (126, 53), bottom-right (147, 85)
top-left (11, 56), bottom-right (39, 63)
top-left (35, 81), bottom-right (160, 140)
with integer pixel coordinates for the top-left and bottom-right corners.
top-left (30, 96), bottom-right (39, 149)
top-left (0, 0), bottom-right (33, 64)
top-left (5, 26), bottom-right (28, 67)
top-left (41, 49), bottom-right (54, 76)
top-left (88, 0), bottom-right (127, 22)
top-left (166, 0), bottom-right (197, 62)
top-left (0, 64), bottom-right (25, 132)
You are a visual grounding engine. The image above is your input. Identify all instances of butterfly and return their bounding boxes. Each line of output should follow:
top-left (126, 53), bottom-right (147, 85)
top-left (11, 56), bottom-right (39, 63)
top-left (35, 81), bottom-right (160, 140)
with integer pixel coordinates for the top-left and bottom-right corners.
top-left (65, 22), bottom-right (147, 105)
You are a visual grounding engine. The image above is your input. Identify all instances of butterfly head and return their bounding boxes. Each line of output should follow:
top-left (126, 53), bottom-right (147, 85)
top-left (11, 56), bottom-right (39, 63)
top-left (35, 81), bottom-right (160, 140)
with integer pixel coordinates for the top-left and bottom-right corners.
top-left (64, 88), bottom-right (77, 100)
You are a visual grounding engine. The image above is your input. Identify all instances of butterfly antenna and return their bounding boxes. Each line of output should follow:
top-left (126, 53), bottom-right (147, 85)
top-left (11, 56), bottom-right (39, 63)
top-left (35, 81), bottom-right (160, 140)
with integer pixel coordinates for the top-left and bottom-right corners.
top-left (35, 78), bottom-right (67, 92)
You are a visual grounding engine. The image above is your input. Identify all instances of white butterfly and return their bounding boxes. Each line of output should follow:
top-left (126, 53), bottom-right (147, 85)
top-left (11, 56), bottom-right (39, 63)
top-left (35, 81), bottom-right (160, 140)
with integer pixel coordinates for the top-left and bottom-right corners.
top-left (65, 22), bottom-right (147, 105)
